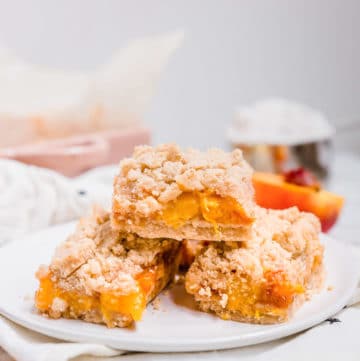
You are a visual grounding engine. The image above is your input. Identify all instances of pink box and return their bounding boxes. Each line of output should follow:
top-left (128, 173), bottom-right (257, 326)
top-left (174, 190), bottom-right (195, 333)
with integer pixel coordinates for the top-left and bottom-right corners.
top-left (0, 127), bottom-right (151, 177)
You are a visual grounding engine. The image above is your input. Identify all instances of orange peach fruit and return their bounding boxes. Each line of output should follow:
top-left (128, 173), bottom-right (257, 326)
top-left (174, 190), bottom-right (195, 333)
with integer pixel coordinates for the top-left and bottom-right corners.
top-left (253, 172), bottom-right (344, 232)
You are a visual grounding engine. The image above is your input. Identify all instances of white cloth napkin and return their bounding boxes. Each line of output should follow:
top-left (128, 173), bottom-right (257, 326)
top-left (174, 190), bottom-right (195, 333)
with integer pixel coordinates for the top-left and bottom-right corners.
top-left (0, 159), bottom-right (359, 361)
top-left (0, 160), bottom-right (113, 245)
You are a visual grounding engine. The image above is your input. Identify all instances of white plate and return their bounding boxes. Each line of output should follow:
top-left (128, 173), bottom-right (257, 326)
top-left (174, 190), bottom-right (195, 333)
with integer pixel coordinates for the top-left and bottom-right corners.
top-left (0, 223), bottom-right (358, 353)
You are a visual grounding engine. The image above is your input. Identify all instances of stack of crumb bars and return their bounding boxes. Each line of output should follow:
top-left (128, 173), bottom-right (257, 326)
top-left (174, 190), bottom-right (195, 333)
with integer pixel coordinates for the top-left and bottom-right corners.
top-left (35, 144), bottom-right (324, 327)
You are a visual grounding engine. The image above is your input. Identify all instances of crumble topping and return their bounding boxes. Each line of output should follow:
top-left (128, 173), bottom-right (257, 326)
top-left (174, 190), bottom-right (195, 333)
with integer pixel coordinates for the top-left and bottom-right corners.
top-left (45, 205), bottom-right (179, 295)
top-left (185, 207), bottom-right (324, 323)
top-left (112, 144), bottom-right (254, 222)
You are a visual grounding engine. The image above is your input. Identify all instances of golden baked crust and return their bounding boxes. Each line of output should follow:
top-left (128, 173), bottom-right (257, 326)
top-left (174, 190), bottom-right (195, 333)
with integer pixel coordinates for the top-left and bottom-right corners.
top-left (35, 206), bottom-right (180, 327)
top-left (185, 207), bottom-right (324, 324)
top-left (112, 143), bottom-right (256, 241)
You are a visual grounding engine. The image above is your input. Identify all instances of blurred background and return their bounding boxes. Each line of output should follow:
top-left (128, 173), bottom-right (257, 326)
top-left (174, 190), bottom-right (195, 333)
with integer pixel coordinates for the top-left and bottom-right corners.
top-left (0, 0), bottom-right (359, 152)
top-left (0, 0), bottom-right (358, 244)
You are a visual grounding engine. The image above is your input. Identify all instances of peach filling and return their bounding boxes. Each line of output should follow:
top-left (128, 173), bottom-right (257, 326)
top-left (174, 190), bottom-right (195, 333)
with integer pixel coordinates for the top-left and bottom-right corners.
top-left (161, 192), bottom-right (253, 229)
top-left (35, 270), bottom-right (157, 324)
top-left (226, 270), bottom-right (304, 319)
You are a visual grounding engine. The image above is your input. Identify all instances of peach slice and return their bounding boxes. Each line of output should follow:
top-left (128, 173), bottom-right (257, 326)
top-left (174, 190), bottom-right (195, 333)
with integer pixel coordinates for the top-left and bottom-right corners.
top-left (253, 171), bottom-right (344, 232)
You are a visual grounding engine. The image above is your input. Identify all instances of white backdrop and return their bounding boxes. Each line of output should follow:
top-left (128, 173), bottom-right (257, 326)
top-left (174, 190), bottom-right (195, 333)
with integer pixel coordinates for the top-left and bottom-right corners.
top-left (0, 0), bottom-right (359, 151)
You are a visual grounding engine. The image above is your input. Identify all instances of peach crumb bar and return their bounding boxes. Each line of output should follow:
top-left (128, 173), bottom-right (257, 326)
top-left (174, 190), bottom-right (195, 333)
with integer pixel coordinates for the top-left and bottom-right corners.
top-left (185, 207), bottom-right (324, 324)
top-left (35, 207), bottom-right (180, 328)
top-left (112, 143), bottom-right (256, 241)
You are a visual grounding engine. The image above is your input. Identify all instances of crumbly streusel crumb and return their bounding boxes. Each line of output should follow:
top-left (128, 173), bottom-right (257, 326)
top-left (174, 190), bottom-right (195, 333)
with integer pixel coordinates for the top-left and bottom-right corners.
top-left (48, 206), bottom-right (180, 295)
top-left (112, 143), bottom-right (254, 221)
top-left (185, 207), bottom-right (324, 324)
